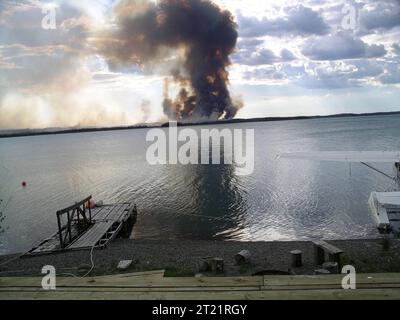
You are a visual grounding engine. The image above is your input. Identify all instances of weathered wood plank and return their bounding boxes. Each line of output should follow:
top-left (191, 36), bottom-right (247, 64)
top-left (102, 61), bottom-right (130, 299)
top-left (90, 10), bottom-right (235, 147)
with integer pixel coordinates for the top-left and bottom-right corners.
top-left (92, 270), bottom-right (166, 279)
top-left (264, 273), bottom-right (400, 286)
top-left (262, 283), bottom-right (400, 291)
top-left (2, 273), bottom-right (400, 300)
top-left (23, 202), bottom-right (136, 256)
top-left (99, 204), bottom-right (129, 222)
top-left (313, 240), bottom-right (343, 254)
top-left (90, 206), bottom-right (112, 221)
top-left (4, 273), bottom-right (400, 289)
top-left (68, 221), bottom-right (114, 249)
top-left (1, 288), bottom-right (399, 300)
top-left (0, 286), bottom-right (261, 293)
top-left (0, 276), bottom-right (264, 288)
top-left (69, 203), bottom-right (130, 249)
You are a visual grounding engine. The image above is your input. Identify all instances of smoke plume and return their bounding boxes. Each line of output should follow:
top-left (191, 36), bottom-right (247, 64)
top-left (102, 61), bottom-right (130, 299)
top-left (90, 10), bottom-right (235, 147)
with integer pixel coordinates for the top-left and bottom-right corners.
top-left (99, 0), bottom-right (241, 121)
top-left (140, 99), bottom-right (152, 123)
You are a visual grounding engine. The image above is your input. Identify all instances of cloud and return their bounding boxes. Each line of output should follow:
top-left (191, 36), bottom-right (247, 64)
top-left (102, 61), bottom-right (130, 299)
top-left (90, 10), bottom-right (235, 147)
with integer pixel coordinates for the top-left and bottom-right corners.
top-left (302, 33), bottom-right (387, 60)
top-left (238, 5), bottom-right (330, 38)
top-left (239, 59), bottom-right (387, 90)
top-left (298, 73), bottom-right (359, 90)
top-left (236, 38), bottom-right (264, 51)
top-left (280, 63), bottom-right (306, 77)
top-left (0, 44), bottom-right (88, 89)
top-left (281, 48), bottom-right (296, 61)
top-left (379, 63), bottom-right (400, 84)
top-left (0, 0), bottom-right (400, 128)
top-left (393, 43), bottom-right (400, 55)
top-left (242, 48), bottom-right (279, 65)
top-left (233, 38), bottom-right (296, 66)
top-left (243, 66), bottom-right (284, 81)
top-left (360, 1), bottom-right (400, 31)
top-left (294, 59), bottom-right (388, 89)
top-left (0, 1), bottom-right (91, 49)
top-left (0, 0), bottom-right (93, 90)
top-left (0, 0), bottom-right (139, 129)
top-left (349, 59), bottom-right (385, 78)
top-left (233, 48), bottom-right (296, 66)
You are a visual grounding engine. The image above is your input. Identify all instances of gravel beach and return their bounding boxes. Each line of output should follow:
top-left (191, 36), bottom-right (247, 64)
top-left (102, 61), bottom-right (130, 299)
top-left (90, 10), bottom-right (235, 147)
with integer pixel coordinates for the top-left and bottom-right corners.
top-left (1, 238), bottom-right (400, 277)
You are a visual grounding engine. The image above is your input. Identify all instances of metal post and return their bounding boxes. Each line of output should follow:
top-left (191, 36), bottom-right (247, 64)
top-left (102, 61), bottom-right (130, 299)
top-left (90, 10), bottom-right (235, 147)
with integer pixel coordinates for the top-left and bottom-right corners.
top-left (89, 204), bottom-right (92, 223)
top-left (67, 211), bottom-right (72, 243)
top-left (57, 213), bottom-right (63, 248)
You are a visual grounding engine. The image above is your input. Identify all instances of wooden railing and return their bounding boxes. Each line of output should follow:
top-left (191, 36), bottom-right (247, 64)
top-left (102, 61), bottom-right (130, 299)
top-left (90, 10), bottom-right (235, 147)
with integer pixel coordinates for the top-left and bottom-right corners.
top-left (56, 196), bottom-right (93, 249)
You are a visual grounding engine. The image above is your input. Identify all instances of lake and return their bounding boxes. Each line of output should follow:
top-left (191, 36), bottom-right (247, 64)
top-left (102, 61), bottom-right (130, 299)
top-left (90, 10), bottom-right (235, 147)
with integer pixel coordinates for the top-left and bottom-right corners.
top-left (1, 114), bottom-right (400, 254)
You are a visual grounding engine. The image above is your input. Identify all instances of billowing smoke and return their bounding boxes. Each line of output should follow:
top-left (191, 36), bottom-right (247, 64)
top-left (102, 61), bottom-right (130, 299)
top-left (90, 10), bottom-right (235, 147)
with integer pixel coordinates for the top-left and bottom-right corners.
top-left (99, 0), bottom-right (242, 121)
top-left (140, 99), bottom-right (152, 123)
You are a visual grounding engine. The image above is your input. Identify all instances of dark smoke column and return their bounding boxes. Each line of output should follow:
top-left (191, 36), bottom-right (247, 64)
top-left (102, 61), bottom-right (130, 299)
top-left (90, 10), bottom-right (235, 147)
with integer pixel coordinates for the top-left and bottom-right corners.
top-left (99, 0), bottom-right (241, 121)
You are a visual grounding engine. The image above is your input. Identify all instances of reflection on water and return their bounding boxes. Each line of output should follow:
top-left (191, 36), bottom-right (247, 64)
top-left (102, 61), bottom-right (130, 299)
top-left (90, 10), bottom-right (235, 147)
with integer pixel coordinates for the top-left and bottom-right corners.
top-left (179, 164), bottom-right (247, 240)
top-left (132, 143), bottom-right (249, 241)
top-left (1, 114), bottom-right (400, 254)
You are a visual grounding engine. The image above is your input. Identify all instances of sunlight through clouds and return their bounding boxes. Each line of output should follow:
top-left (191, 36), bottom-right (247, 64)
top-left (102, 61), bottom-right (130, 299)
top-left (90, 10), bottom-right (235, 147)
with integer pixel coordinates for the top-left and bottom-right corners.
top-left (0, 0), bottom-right (399, 129)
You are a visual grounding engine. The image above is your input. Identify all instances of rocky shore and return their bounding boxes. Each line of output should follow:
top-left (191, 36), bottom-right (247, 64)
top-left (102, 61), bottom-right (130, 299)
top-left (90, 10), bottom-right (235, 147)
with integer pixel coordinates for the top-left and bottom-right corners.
top-left (1, 238), bottom-right (400, 277)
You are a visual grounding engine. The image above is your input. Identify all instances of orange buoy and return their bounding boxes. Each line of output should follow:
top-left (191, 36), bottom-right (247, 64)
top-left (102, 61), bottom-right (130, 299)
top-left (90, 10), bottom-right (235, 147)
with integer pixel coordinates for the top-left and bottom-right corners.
top-left (85, 199), bottom-right (96, 209)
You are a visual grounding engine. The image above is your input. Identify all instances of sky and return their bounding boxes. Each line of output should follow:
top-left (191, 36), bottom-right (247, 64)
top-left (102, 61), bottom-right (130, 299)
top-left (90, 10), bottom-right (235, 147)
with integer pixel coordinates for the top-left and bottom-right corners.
top-left (0, 0), bottom-right (399, 129)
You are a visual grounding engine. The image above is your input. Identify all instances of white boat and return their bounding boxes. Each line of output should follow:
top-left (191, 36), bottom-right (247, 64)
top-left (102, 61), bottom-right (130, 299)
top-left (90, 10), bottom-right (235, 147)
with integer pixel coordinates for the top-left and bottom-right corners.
top-left (279, 151), bottom-right (400, 233)
top-left (369, 192), bottom-right (400, 233)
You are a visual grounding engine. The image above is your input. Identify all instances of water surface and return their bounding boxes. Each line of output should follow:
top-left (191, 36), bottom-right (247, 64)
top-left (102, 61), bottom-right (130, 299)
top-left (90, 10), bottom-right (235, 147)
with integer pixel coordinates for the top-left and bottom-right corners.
top-left (1, 114), bottom-right (399, 254)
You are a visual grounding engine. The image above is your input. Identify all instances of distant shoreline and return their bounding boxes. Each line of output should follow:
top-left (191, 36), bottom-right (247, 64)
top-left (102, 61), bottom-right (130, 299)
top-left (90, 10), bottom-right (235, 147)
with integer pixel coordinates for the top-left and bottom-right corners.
top-left (1, 110), bottom-right (399, 139)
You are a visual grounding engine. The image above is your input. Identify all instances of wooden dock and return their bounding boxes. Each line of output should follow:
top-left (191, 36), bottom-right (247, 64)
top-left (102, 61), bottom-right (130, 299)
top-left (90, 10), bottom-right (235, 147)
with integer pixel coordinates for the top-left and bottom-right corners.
top-left (1, 272), bottom-right (400, 300)
top-left (25, 197), bottom-right (137, 256)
